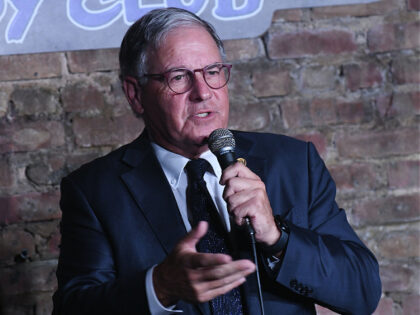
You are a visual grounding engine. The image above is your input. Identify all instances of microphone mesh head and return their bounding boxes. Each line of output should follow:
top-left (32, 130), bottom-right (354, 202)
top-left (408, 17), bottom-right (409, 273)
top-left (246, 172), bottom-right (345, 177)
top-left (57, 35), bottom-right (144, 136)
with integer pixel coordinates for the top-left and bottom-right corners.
top-left (208, 128), bottom-right (236, 154)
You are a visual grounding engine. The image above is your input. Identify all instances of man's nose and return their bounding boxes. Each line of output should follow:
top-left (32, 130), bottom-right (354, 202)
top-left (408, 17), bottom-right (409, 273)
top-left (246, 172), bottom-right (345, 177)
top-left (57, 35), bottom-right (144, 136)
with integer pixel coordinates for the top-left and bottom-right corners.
top-left (189, 72), bottom-right (212, 101)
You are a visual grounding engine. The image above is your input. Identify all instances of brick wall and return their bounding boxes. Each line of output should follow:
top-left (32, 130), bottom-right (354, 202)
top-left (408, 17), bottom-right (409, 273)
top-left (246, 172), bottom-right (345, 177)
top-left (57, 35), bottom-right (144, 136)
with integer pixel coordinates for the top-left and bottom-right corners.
top-left (0, 0), bottom-right (419, 314)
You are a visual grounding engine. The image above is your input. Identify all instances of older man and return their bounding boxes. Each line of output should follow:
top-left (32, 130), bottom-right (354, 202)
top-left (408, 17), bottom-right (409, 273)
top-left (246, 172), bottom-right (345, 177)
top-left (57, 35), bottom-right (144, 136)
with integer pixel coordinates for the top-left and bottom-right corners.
top-left (53, 7), bottom-right (381, 315)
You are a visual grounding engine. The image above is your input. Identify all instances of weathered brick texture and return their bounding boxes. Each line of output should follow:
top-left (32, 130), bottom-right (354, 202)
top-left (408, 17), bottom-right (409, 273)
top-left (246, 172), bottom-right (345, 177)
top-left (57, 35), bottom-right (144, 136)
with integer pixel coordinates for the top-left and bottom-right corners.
top-left (267, 28), bottom-right (358, 59)
top-left (0, 1), bottom-right (419, 314)
top-left (0, 53), bottom-right (63, 81)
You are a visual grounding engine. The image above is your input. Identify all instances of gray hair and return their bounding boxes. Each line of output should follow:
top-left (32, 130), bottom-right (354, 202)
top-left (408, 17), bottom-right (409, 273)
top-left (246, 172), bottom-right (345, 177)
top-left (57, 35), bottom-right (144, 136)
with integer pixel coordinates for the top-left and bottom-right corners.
top-left (119, 7), bottom-right (225, 83)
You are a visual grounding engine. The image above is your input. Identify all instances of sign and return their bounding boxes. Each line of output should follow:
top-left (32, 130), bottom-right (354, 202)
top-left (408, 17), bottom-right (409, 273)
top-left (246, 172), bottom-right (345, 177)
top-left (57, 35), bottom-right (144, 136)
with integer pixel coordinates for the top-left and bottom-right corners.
top-left (0, 0), bottom-right (377, 55)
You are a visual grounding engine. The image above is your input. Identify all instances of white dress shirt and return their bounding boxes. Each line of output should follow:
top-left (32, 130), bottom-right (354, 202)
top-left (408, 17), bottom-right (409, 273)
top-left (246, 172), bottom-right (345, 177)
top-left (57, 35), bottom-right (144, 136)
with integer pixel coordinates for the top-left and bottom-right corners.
top-left (145, 143), bottom-right (232, 314)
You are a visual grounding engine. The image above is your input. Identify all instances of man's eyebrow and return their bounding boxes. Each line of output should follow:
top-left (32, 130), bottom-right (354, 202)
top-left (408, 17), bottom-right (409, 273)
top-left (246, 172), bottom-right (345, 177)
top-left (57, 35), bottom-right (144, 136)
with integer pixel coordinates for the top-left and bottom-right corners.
top-left (164, 65), bottom-right (189, 72)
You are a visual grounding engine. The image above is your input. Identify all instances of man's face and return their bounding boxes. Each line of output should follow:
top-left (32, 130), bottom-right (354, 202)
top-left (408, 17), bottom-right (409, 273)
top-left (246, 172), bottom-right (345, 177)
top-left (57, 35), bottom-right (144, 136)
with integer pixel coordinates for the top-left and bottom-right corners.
top-left (138, 26), bottom-right (230, 158)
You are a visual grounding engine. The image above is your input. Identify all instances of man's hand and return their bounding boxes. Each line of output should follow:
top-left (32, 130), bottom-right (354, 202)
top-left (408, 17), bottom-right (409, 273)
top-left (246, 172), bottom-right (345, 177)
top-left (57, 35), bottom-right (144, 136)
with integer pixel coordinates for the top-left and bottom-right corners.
top-left (220, 162), bottom-right (280, 246)
top-left (153, 221), bottom-right (256, 307)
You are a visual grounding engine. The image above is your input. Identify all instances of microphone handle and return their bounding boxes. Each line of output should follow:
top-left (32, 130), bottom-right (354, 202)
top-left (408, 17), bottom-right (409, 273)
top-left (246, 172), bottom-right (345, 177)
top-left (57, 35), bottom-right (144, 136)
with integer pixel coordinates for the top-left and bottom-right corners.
top-left (218, 151), bottom-right (255, 234)
top-left (216, 150), bottom-right (237, 170)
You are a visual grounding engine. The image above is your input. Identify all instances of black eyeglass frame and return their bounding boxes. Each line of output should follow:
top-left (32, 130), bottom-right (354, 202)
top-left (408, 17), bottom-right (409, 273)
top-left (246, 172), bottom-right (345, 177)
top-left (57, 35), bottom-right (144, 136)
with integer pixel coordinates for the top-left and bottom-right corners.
top-left (139, 63), bottom-right (232, 94)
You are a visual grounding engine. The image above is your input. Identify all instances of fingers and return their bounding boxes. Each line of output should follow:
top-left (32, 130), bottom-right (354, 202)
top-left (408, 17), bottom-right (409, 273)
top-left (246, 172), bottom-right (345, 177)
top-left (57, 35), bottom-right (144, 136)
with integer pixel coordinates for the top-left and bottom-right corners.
top-left (198, 259), bottom-right (255, 282)
top-left (186, 252), bottom-right (233, 268)
top-left (194, 277), bottom-right (246, 303)
top-left (223, 177), bottom-right (266, 200)
top-left (220, 162), bottom-right (260, 185)
top-left (178, 221), bottom-right (208, 251)
top-left (177, 221), bottom-right (233, 267)
top-left (186, 259), bottom-right (255, 303)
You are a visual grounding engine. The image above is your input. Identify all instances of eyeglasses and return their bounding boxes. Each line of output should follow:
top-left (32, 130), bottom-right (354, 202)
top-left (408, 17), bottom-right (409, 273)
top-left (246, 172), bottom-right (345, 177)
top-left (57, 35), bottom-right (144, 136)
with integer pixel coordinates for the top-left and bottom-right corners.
top-left (141, 63), bottom-right (232, 94)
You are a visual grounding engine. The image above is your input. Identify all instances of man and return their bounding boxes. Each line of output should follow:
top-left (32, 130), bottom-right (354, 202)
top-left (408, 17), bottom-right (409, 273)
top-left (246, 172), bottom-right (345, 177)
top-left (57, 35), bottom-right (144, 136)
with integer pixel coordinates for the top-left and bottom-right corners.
top-left (53, 7), bottom-right (381, 315)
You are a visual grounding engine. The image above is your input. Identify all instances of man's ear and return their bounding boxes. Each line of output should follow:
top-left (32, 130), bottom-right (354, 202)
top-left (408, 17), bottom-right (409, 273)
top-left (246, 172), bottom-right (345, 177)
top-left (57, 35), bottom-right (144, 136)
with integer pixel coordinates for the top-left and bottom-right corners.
top-left (122, 76), bottom-right (144, 115)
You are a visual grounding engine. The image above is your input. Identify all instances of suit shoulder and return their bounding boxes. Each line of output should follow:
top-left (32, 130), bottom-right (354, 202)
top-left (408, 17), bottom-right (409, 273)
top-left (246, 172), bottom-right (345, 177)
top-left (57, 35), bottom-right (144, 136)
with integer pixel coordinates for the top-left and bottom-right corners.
top-left (232, 130), bottom-right (308, 154)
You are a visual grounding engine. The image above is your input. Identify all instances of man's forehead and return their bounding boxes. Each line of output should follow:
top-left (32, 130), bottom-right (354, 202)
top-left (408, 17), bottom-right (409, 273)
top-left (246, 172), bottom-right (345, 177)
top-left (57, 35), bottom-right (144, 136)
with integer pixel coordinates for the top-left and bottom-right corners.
top-left (147, 26), bottom-right (222, 71)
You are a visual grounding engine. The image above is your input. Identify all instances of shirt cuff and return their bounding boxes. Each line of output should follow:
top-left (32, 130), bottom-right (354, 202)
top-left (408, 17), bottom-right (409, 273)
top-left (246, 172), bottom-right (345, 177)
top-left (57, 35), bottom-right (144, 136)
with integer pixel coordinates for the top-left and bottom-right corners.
top-left (146, 265), bottom-right (183, 314)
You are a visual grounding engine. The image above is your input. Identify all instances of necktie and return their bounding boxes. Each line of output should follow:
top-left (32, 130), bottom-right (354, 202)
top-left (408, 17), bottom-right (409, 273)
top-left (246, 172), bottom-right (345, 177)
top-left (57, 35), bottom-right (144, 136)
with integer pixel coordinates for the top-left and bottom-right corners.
top-left (185, 158), bottom-right (243, 315)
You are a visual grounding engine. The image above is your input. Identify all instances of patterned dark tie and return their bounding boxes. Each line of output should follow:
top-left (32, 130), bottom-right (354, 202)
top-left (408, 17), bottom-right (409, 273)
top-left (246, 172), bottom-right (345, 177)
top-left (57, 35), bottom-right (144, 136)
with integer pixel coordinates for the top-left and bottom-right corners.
top-left (185, 158), bottom-right (243, 315)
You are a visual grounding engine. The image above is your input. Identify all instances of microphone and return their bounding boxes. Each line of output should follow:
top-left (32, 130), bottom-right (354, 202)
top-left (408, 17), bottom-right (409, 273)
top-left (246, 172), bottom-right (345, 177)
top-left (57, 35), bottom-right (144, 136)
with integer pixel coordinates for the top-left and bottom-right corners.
top-left (208, 128), bottom-right (236, 170)
top-left (208, 129), bottom-right (254, 234)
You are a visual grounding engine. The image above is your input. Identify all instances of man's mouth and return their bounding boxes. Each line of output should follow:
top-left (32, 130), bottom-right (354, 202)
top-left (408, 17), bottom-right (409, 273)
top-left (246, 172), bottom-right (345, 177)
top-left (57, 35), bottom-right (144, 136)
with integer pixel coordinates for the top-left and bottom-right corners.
top-left (195, 112), bottom-right (210, 118)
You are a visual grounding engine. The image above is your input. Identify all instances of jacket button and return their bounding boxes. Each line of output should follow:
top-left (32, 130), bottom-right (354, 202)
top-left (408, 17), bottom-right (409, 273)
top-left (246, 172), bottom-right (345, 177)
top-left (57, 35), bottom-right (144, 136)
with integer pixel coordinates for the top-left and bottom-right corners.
top-left (297, 283), bottom-right (304, 293)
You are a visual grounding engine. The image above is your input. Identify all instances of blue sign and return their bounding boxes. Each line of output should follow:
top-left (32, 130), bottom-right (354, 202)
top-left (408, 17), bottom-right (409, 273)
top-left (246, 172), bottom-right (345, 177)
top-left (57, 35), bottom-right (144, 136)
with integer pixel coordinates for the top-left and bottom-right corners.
top-left (0, 0), bottom-right (377, 55)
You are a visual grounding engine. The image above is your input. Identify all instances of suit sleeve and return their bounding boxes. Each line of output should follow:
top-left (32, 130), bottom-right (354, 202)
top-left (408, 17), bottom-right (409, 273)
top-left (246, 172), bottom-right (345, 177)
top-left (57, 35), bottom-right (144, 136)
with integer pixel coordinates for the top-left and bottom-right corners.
top-left (272, 142), bottom-right (381, 314)
top-left (52, 177), bottom-right (151, 315)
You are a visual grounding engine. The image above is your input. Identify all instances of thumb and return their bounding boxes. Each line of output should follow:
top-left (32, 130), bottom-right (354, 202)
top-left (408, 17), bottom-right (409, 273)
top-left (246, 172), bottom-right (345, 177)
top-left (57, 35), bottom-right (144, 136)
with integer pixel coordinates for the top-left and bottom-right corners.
top-left (178, 221), bottom-right (208, 251)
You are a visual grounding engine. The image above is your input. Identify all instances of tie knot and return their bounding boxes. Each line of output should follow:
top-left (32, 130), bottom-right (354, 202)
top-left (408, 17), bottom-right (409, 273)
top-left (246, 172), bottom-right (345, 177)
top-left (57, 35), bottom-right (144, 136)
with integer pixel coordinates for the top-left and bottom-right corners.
top-left (186, 158), bottom-right (211, 181)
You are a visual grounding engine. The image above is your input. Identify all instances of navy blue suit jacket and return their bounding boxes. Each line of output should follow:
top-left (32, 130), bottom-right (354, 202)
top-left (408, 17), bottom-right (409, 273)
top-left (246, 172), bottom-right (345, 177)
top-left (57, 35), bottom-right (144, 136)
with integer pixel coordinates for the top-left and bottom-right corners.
top-left (53, 130), bottom-right (381, 314)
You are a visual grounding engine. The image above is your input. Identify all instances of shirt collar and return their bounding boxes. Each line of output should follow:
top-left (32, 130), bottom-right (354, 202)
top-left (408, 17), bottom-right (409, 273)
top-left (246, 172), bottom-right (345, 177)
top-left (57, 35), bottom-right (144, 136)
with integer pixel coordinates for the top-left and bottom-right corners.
top-left (151, 142), bottom-right (222, 188)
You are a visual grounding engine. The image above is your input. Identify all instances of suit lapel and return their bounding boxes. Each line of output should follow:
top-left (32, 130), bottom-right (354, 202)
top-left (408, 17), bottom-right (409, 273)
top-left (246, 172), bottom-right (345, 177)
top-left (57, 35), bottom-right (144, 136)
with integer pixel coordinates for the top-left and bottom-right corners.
top-left (120, 132), bottom-right (187, 255)
top-left (234, 131), bottom-right (267, 188)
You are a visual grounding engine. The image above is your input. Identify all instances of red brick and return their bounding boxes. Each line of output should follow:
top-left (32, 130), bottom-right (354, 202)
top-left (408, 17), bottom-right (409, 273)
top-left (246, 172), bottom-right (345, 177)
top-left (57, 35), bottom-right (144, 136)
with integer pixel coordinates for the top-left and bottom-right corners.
top-left (329, 163), bottom-right (383, 192)
top-left (336, 128), bottom-right (419, 158)
top-left (0, 260), bottom-right (57, 295)
top-left (227, 66), bottom-right (253, 101)
top-left (293, 131), bottom-right (328, 159)
top-left (228, 103), bottom-right (271, 131)
top-left (301, 66), bottom-right (336, 90)
top-left (61, 82), bottom-right (106, 113)
top-left (310, 98), bottom-right (338, 125)
top-left (394, 91), bottom-right (420, 115)
top-left (26, 154), bottom-right (66, 185)
top-left (267, 28), bottom-right (357, 59)
top-left (377, 229), bottom-right (419, 259)
top-left (252, 68), bottom-right (291, 97)
top-left (72, 113), bottom-right (144, 147)
top-left (367, 22), bottom-right (420, 53)
top-left (0, 191), bottom-right (61, 225)
top-left (392, 55), bottom-right (420, 84)
top-left (403, 294), bottom-right (420, 315)
top-left (223, 38), bottom-right (263, 61)
top-left (27, 221), bottom-right (60, 259)
top-left (310, 98), bottom-right (371, 126)
top-left (373, 297), bottom-right (394, 315)
top-left (272, 8), bottom-right (304, 22)
top-left (387, 160), bottom-right (420, 189)
top-left (0, 53), bottom-right (62, 81)
top-left (0, 120), bottom-right (65, 154)
top-left (0, 90), bottom-right (8, 118)
top-left (407, 0), bottom-right (420, 10)
top-left (380, 262), bottom-right (418, 292)
top-left (0, 195), bottom-right (18, 225)
top-left (311, 0), bottom-right (400, 18)
top-left (0, 160), bottom-right (14, 188)
top-left (0, 227), bottom-right (35, 265)
top-left (11, 86), bottom-right (59, 117)
top-left (377, 91), bottom-right (420, 119)
top-left (351, 194), bottom-right (420, 227)
top-left (281, 99), bottom-right (311, 129)
top-left (343, 62), bottom-right (383, 91)
top-left (66, 48), bottom-right (119, 73)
